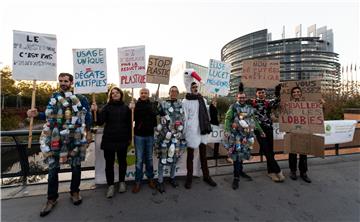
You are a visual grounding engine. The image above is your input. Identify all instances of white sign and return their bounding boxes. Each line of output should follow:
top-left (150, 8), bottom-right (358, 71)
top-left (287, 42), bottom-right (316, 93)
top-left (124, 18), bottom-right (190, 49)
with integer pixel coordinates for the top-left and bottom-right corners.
top-left (316, 120), bottom-right (357, 145)
top-left (206, 59), bottom-right (231, 96)
top-left (94, 128), bottom-right (201, 184)
top-left (12, 30), bottom-right (57, 81)
top-left (73, 48), bottom-right (107, 94)
top-left (208, 124), bottom-right (225, 143)
top-left (118, 45), bottom-right (146, 89)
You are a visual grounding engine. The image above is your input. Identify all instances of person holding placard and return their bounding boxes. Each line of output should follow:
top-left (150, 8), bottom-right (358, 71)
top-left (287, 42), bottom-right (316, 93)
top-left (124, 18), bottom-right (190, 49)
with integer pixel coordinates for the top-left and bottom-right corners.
top-left (132, 88), bottom-right (158, 193)
top-left (182, 69), bottom-right (217, 189)
top-left (91, 87), bottom-right (132, 197)
top-left (224, 85), bottom-right (265, 189)
top-left (28, 73), bottom-right (92, 217)
top-left (288, 86), bottom-right (311, 183)
top-left (209, 98), bottom-right (220, 159)
top-left (154, 86), bottom-right (187, 193)
top-left (251, 85), bottom-right (285, 182)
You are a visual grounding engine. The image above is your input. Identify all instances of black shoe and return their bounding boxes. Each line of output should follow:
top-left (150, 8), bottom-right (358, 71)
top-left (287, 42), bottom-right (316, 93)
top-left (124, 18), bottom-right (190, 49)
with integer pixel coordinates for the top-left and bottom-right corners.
top-left (300, 173), bottom-right (311, 183)
top-left (239, 172), bottom-right (253, 181)
top-left (203, 176), bottom-right (217, 187)
top-left (290, 171), bottom-right (297, 180)
top-left (40, 199), bottom-right (57, 217)
top-left (232, 178), bottom-right (239, 190)
top-left (157, 182), bottom-right (165, 193)
top-left (184, 177), bottom-right (192, 189)
top-left (170, 178), bottom-right (178, 188)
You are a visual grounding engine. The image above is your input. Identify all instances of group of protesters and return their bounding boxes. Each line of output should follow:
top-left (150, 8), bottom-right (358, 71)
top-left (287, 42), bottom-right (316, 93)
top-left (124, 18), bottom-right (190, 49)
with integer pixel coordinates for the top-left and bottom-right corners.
top-left (27, 70), bottom-right (312, 217)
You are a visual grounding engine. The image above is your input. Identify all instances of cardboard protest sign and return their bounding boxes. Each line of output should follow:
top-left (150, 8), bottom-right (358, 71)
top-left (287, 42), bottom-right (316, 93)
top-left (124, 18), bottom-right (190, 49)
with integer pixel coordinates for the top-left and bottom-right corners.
top-left (12, 30), bottom-right (57, 81)
top-left (118, 45), bottom-right (146, 88)
top-left (280, 80), bottom-right (322, 102)
top-left (241, 60), bottom-right (280, 88)
top-left (279, 101), bottom-right (324, 134)
top-left (146, 55), bottom-right (172, 84)
top-left (206, 59), bottom-right (231, 96)
top-left (284, 133), bottom-right (324, 157)
top-left (73, 48), bottom-right (107, 94)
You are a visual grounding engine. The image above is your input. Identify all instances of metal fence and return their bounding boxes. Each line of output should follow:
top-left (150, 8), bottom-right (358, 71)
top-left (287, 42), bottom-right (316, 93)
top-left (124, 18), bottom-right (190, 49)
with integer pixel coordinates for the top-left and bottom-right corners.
top-left (1, 126), bottom-right (359, 186)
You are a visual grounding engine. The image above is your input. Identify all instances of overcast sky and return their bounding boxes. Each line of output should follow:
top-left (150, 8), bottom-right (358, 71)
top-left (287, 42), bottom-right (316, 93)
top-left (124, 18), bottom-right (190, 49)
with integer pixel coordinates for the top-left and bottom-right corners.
top-left (1, 0), bottom-right (359, 96)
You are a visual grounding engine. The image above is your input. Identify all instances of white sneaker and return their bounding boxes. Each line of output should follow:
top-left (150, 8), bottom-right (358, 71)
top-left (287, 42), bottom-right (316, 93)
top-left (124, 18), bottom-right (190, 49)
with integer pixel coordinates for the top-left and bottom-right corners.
top-left (119, 182), bottom-right (127, 193)
top-left (277, 171), bottom-right (285, 182)
top-left (268, 173), bottom-right (280, 182)
top-left (106, 185), bottom-right (115, 198)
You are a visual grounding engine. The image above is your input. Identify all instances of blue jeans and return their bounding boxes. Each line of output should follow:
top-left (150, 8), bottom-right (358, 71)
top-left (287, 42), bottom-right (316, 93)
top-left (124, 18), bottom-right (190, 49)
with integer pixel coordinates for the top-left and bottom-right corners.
top-left (157, 157), bottom-right (177, 183)
top-left (47, 157), bottom-right (81, 200)
top-left (233, 156), bottom-right (243, 178)
top-left (134, 136), bottom-right (154, 182)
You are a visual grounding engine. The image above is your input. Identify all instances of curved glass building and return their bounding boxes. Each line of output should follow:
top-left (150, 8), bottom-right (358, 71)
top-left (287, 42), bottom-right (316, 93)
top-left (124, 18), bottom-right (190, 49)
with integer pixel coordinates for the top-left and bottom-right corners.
top-left (221, 27), bottom-right (340, 96)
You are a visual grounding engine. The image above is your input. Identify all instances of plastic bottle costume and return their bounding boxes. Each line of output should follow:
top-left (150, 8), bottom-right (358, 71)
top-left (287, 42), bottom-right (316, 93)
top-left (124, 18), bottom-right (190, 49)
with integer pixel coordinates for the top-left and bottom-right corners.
top-left (39, 92), bottom-right (91, 169)
top-left (154, 100), bottom-right (187, 165)
top-left (224, 102), bottom-right (262, 161)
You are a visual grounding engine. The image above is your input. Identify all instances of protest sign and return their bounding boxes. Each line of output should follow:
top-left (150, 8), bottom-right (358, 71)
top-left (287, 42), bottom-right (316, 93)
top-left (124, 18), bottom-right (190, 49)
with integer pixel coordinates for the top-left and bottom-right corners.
top-left (205, 59), bottom-right (231, 96)
top-left (118, 45), bottom-right (146, 88)
top-left (280, 80), bottom-right (322, 102)
top-left (73, 48), bottom-right (107, 94)
top-left (284, 133), bottom-right (324, 157)
top-left (12, 30), bottom-right (57, 81)
top-left (279, 101), bottom-right (324, 134)
top-left (241, 60), bottom-right (280, 88)
top-left (146, 55), bottom-right (172, 84)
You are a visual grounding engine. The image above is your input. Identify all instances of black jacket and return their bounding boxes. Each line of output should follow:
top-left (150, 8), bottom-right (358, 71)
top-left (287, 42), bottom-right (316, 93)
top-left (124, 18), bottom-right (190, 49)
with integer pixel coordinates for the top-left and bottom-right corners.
top-left (209, 104), bottom-right (219, 126)
top-left (134, 99), bottom-right (157, 137)
top-left (96, 101), bottom-right (132, 150)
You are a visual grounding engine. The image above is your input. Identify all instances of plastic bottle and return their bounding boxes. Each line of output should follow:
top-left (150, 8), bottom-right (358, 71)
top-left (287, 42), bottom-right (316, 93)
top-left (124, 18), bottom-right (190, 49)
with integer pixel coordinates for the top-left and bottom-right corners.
top-left (51, 122), bottom-right (61, 151)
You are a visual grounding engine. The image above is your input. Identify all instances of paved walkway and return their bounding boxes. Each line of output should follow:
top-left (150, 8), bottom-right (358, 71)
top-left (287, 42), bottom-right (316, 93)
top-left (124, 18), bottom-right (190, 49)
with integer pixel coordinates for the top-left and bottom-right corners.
top-left (1, 154), bottom-right (360, 222)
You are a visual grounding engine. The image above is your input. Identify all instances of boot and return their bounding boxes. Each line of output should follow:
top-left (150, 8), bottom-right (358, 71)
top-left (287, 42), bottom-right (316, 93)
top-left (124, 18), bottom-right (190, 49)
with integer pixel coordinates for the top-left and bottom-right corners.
top-left (232, 178), bottom-right (239, 190)
top-left (185, 148), bottom-right (194, 189)
top-left (203, 176), bottom-right (217, 187)
top-left (300, 173), bottom-right (311, 183)
top-left (157, 182), bottom-right (165, 193)
top-left (290, 171), bottom-right (297, 180)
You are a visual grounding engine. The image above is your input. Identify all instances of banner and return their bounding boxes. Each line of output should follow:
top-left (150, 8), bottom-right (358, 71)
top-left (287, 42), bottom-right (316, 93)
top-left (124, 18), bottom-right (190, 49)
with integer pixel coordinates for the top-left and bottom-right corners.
top-left (94, 128), bottom-right (201, 184)
top-left (207, 124), bottom-right (225, 143)
top-left (73, 48), bottom-right (107, 94)
top-left (241, 60), bottom-right (280, 88)
top-left (280, 80), bottom-right (322, 102)
top-left (118, 45), bottom-right (146, 88)
top-left (146, 55), bottom-right (173, 84)
top-left (206, 59), bottom-right (231, 96)
top-left (12, 30), bottom-right (57, 81)
top-left (316, 120), bottom-right (357, 145)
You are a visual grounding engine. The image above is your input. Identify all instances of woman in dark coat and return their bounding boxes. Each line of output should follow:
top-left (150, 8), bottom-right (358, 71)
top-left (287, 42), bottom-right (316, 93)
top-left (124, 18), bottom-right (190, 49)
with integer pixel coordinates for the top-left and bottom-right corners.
top-left (91, 87), bottom-right (132, 198)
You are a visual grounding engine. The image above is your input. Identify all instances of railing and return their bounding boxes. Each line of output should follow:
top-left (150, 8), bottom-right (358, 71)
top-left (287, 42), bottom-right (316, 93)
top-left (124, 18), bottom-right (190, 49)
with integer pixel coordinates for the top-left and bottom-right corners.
top-left (0, 130), bottom-right (95, 185)
top-left (1, 125), bottom-right (359, 186)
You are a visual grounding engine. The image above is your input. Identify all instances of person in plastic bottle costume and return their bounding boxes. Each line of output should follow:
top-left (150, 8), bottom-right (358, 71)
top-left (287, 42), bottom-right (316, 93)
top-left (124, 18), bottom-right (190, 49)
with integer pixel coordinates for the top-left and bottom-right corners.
top-left (154, 86), bottom-right (187, 193)
top-left (28, 73), bottom-right (92, 217)
top-left (224, 83), bottom-right (265, 189)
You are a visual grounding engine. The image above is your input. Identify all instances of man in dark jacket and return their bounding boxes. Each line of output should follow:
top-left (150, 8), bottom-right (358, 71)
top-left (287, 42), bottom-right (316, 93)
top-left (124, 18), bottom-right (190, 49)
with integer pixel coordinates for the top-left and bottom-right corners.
top-left (132, 88), bottom-right (157, 193)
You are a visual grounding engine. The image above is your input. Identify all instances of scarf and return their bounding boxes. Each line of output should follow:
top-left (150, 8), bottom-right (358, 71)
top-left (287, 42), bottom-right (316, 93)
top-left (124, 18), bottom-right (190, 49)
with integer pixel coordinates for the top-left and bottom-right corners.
top-left (185, 93), bottom-right (212, 135)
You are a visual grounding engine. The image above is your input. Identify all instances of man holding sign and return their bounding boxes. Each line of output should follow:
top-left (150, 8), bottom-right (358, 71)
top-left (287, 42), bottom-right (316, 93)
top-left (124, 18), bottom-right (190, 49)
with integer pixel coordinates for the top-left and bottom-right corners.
top-left (28, 73), bottom-right (92, 217)
top-left (251, 85), bottom-right (285, 182)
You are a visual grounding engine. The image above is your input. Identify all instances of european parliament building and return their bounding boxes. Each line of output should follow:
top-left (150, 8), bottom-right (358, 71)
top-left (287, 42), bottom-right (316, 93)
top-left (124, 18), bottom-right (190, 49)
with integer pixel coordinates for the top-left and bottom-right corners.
top-left (221, 25), bottom-right (341, 96)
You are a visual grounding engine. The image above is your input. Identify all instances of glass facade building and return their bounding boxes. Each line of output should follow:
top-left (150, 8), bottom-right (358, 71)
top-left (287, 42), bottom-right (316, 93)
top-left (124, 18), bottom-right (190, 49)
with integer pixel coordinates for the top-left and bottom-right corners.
top-left (221, 28), bottom-right (340, 96)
